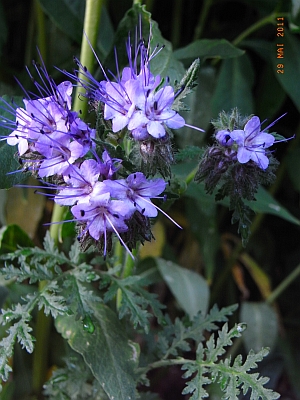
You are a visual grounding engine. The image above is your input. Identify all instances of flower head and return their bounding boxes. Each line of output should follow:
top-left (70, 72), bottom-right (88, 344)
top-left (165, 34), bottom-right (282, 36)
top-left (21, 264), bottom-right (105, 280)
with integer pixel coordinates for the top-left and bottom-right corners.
top-left (1, 59), bottom-right (95, 179)
top-left (67, 23), bottom-right (190, 142)
top-left (104, 172), bottom-right (166, 217)
top-left (228, 116), bottom-right (275, 169)
top-left (71, 191), bottom-right (134, 257)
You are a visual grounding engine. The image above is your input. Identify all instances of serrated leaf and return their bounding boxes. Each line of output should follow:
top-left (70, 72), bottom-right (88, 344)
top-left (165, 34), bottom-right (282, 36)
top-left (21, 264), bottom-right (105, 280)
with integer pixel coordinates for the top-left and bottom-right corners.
top-left (174, 39), bottom-right (244, 61)
top-left (172, 58), bottom-right (200, 112)
top-left (56, 302), bottom-right (137, 400)
top-left (15, 320), bottom-right (35, 353)
top-left (156, 258), bottom-right (209, 319)
top-left (39, 290), bottom-right (68, 318)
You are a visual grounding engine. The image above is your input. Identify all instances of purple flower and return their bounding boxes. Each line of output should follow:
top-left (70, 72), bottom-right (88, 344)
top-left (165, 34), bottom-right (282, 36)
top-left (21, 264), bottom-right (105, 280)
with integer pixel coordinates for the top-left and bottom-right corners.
top-left (216, 130), bottom-right (234, 147)
top-left (36, 132), bottom-right (84, 178)
top-left (67, 24), bottom-right (189, 140)
top-left (1, 57), bottom-right (97, 180)
top-left (229, 116), bottom-right (275, 169)
top-left (54, 159), bottom-right (102, 205)
top-left (69, 116), bottom-right (96, 157)
top-left (103, 172), bottom-right (166, 217)
top-left (98, 150), bottom-right (122, 179)
top-left (5, 82), bottom-right (71, 156)
top-left (54, 151), bottom-right (121, 205)
top-left (71, 192), bottom-right (134, 257)
top-left (128, 85), bottom-right (185, 139)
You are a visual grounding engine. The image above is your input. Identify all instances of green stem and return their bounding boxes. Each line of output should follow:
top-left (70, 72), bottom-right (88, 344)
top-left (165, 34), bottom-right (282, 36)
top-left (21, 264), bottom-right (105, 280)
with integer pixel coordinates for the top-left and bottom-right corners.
top-left (232, 12), bottom-right (289, 47)
top-left (116, 246), bottom-right (138, 310)
top-left (185, 166), bottom-right (198, 185)
top-left (49, 204), bottom-right (66, 245)
top-left (73, 0), bottom-right (104, 117)
top-left (266, 263), bottom-right (300, 305)
top-left (193, 0), bottom-right (213, 40)
top-left (137, 357), bottom-right (189, 374)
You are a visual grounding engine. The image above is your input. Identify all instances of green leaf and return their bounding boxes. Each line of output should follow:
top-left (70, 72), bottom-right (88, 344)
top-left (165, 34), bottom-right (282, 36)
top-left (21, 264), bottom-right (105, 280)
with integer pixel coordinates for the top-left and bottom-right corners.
top-left (240, 302), bottom-right (278, 354)
top-left (0, 143), bottom-right (29, 189)
top-left (38, 0), bottom-right (113, 58)
top-left (0, 224), bottom-right (34, 254)
top-left (107, 4), bottom-right (184, 84)
top-left (174, 39), bottom-right (244, 61)
top-left (56, 302), bottom-right (138, 400)
top-left (255, 63), bottom-right (286, 118)
top-left (174, 66), bottom-right (215, 149)
top-left (211, 53), bottom-right (254, 116)
top-left (149, 20), bottom-right (185, 84)
top-left (103, 274), bottom-right (164, 333)
top-left (215, 184), bottom-right (300, 226)
top-left (156, 258), bottom-right (209, 319)
top-left (185, 197), bottom-right (219, 281)
top-left (38, 0), bottom-right (85, 44)
top-left (271, 31), bottom-right (300, 112)
top-left (156, 304), bottom-right (238, 359)
top-left (247, 186), bottom-right (300, 226)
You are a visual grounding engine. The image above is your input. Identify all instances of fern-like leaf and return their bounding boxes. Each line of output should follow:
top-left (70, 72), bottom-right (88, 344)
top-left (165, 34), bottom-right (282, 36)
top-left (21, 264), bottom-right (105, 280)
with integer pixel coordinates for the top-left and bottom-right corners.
top-left (182, 323), bottom-right (280, 400)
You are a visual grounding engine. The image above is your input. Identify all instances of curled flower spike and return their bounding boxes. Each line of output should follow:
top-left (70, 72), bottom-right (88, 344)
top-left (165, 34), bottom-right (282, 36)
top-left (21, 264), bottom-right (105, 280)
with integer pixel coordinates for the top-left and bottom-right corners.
top-left (195, 109), bottom-right (291, 246)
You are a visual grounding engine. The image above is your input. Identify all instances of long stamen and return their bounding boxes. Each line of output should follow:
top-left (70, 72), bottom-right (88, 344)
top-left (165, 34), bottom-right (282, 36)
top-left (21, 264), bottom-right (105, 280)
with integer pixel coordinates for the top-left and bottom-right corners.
top-left (105, 214), bottom-right (134, 259)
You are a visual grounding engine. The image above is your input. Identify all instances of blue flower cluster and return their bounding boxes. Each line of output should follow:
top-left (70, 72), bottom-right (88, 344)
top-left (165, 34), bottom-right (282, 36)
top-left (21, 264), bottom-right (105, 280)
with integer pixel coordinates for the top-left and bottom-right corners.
top-left (0, 28), bottom-right (186, 258)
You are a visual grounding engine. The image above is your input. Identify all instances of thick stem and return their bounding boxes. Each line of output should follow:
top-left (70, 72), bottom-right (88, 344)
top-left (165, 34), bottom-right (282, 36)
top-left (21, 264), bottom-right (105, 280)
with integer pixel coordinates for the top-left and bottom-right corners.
top-left (73, 0), bottom-right (104, 117)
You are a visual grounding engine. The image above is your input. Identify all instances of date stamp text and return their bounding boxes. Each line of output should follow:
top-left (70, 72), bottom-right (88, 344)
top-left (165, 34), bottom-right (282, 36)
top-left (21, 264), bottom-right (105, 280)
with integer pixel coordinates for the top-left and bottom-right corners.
top-left (276, 17), bottom-right (284, 74)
